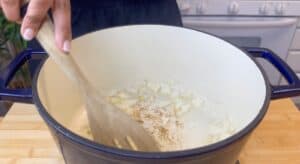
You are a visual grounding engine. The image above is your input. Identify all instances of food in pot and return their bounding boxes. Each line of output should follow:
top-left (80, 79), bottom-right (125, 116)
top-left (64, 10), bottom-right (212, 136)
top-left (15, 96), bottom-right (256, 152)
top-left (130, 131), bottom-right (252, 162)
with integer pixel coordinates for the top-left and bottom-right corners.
top-left (108, 81), bottom-right (200, 150)
top-left (70, 81), bottom-right (237, 151)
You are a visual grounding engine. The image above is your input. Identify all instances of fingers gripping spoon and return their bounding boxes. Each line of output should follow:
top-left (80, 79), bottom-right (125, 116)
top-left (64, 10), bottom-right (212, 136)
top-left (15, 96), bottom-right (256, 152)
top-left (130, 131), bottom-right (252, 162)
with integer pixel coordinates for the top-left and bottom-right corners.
top-left (36, 17), bottom-right (159, 151)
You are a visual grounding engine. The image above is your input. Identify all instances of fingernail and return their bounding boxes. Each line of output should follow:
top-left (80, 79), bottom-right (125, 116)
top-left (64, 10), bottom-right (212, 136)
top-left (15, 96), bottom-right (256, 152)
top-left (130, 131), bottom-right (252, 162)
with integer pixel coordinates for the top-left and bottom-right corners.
top-left (63, 40), bottom-right (71, 53)
top-left (23, 28), bottom-right (34, 41)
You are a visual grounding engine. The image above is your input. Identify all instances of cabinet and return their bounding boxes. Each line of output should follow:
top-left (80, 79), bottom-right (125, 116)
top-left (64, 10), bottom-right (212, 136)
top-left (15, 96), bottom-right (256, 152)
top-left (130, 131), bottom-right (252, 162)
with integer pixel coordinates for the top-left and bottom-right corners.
top-left (291, 30), bottom-right (300, 50)
top-left (287, 51), bottom-right (300, 72)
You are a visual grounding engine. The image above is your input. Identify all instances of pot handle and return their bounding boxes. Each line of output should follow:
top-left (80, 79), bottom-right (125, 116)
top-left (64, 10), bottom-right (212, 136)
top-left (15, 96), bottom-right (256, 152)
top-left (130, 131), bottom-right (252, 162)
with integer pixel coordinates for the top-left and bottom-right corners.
top-left (244, 47), bottom-right (300, 99)
top-left (0, 49), bottom-right (46, 103)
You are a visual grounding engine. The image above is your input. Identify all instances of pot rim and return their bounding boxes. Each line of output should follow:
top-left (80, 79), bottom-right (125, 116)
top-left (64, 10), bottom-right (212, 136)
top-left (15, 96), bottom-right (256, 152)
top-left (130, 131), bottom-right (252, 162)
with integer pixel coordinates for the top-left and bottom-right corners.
top-left (32, 24), bottom-right (271, 159)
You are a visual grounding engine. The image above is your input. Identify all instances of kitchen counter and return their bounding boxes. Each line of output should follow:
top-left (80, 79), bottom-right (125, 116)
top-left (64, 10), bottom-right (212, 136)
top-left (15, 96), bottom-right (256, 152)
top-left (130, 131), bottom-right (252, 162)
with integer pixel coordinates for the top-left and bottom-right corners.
top-left (0, 99), bottom-right (299, 164)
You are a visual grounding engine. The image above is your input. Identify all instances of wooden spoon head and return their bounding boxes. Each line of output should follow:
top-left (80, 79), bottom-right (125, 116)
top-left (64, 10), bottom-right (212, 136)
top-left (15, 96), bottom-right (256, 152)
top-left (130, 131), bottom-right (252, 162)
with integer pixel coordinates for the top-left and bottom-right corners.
top-left (85, 91), bottom-right (160, 151)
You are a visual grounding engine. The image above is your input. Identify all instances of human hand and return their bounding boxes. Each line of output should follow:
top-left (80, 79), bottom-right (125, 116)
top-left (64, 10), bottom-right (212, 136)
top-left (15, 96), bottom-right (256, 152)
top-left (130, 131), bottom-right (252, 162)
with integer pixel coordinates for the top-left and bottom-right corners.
top-left (0, 0), bottom-right (71, 53)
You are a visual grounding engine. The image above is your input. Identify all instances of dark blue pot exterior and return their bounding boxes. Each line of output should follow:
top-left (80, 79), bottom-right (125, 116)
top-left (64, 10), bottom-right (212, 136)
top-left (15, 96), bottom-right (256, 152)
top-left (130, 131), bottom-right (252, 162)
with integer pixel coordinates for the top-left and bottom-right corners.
top-left (1, 28), bottom-right (300, 164)
top-left (44, 118), bottom-right (249, 164)
top-left (30, 47), bottom-right (273, 164)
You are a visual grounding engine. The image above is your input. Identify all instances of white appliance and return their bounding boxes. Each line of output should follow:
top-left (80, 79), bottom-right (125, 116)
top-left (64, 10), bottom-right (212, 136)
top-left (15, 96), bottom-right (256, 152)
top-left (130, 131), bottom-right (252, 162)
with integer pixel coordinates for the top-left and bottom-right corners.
top-left (177, 0), bottom-right (300, 103)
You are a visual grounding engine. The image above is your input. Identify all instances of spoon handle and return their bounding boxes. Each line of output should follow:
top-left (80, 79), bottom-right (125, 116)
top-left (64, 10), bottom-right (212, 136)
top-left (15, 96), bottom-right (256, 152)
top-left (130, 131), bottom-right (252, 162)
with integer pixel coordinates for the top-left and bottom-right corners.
top-left (21, 1), bottom-right (82, 82)
top-left (36, 17), bottom-right (88, 91)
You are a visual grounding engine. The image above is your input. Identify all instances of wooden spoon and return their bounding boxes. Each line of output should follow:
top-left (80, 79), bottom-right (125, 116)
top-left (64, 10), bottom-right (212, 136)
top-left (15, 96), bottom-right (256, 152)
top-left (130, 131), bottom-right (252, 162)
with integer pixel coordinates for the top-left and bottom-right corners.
top-left (36, 17), bottom-right (159, 151)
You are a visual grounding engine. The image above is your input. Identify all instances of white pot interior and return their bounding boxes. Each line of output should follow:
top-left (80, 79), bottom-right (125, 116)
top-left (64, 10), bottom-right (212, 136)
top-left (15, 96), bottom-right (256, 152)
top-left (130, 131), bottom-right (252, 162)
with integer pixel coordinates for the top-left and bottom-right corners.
top-left (37, 25), bottom-right (267, 151)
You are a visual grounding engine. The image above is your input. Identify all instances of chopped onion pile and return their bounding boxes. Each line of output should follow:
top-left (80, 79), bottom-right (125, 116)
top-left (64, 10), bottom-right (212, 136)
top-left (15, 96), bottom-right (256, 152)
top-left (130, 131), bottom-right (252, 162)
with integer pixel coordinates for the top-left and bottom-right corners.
top-left (108, 81), bottom-right (204, 150)
top-left (72, 81), bottom-right (237, 151)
